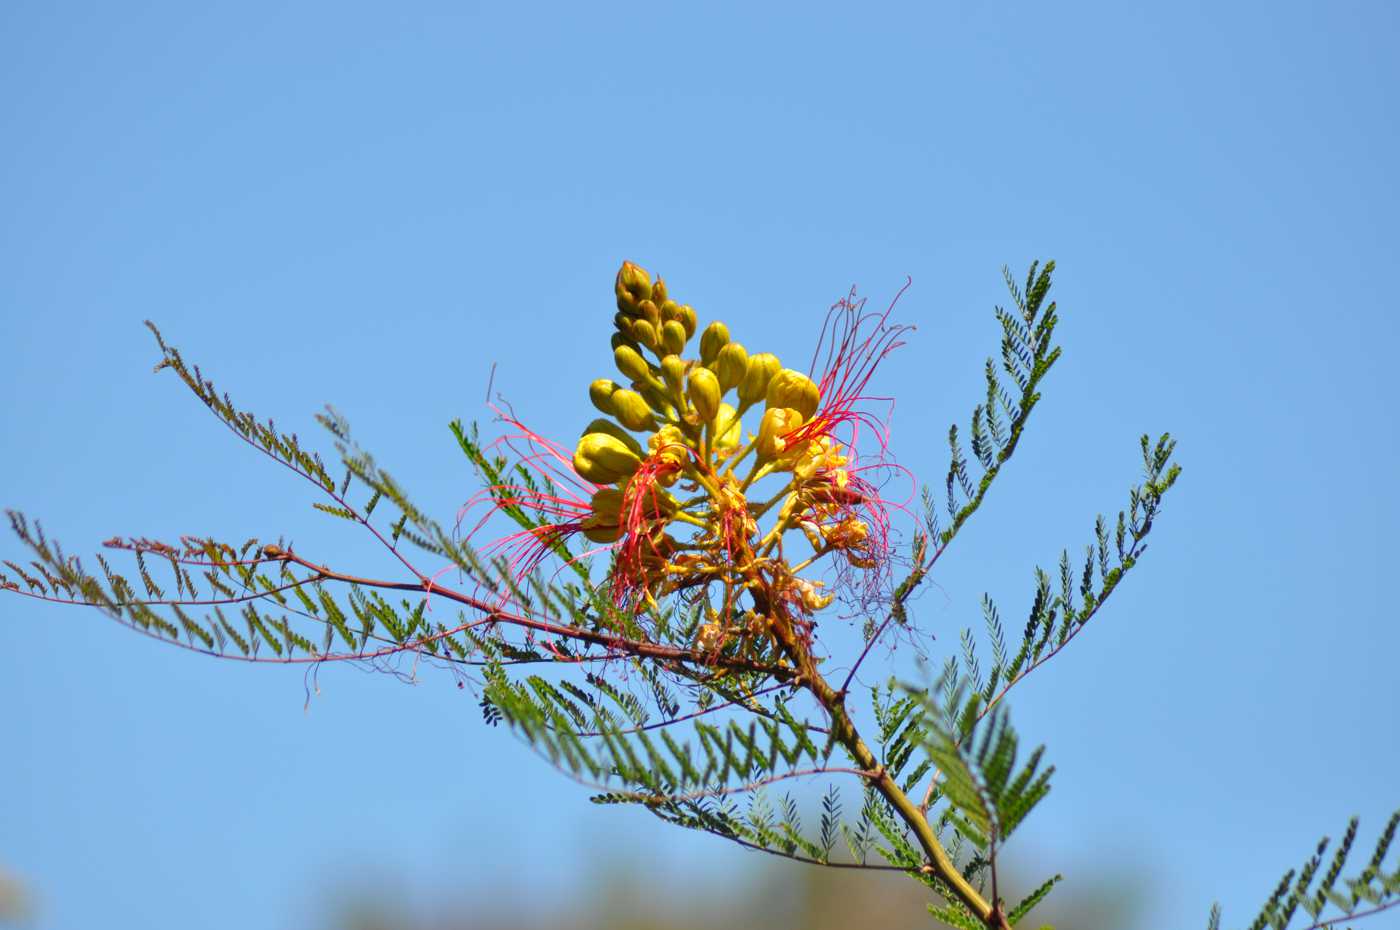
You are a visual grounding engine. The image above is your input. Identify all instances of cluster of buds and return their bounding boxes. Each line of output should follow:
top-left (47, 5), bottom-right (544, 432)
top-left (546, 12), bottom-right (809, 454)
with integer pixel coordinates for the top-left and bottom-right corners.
top-left (557, 261), bottom-right (897, 663)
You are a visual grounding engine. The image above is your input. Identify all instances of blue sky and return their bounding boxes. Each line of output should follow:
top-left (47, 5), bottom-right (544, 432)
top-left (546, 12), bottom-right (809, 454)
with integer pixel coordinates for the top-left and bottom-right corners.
top-left (3, 2), bottom-right (1398, 928)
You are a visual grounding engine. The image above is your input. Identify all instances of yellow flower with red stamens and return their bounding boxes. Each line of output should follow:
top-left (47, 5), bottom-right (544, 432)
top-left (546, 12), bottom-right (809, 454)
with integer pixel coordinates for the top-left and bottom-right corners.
top-left (472, 259), bottom-right (910, 640)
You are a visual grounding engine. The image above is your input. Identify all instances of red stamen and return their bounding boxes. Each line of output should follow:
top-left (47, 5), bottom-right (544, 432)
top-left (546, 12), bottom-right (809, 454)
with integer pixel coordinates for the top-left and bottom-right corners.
top-left (786, 281), bottom-right (913, 457)
top-left (609, 440), bottom-right (692, 610)
top-left (456, 405), bottom-right (612, 603)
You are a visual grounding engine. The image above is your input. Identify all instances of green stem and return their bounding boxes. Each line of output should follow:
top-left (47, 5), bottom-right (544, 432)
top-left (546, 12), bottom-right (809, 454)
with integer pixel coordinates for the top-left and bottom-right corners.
top-left (670, 510), bottom-right (708, 529)
top-left (753, 592), bottom-right (1002, 928)
top-left (722, 439), bottom-right (756, 477)
top-left (739, 458), bottom-right (770, 493)
top-left (750, 484), bottom-right (793, 520)
top-left (788, 547), bottom-right (831, 575)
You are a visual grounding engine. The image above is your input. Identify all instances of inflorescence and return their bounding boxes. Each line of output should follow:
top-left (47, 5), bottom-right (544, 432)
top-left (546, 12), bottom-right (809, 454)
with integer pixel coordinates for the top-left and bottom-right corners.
top-left (466, 261), bottom-right (912, 670)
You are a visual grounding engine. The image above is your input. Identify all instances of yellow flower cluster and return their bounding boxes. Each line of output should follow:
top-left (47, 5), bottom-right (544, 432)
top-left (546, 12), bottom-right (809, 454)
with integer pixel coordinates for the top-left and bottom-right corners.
top-left (570, 261), bottom-right (875, 658)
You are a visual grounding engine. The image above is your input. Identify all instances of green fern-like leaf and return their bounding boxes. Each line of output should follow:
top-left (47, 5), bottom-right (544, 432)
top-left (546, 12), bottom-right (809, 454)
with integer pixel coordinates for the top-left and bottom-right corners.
top-left (1008, 874), bottom-right (1061, 926)
top-left (1212, 809), bottom-right (1400, 930)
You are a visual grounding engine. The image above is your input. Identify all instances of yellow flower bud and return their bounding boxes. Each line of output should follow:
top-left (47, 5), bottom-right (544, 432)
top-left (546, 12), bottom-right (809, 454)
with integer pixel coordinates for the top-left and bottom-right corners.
top-left (713, 402), bottom-right (742, 451)
top-left (676, 305), bottom-right (698, 340)
top-left (574, 432), bottom-right (642, 484)
top-left (636, 382), bottom-right (677, 420)
top-left (592, 489), bottom-right (623, 517)
top-left (616, 261), bottom-right (652, 300)
top-left (581, 521), bottom-right (622, 543)
top-left (756, 407), bottom-right (805, 461)
top-left (588, 489), bottom-right (680, 534)
top-left (739, 352), bottom-right (781, 407)
top-left (632, 483), bottom-right (680, 517)
top-left (660, 355), bottom-right (686, 393)
top-left (699, 321), bottom-right (729, 364)
top-left (642, 425), bottom-right (690, 487)
top-left (688, 367), bottom-right (721, 421)
top-left (765, 368), bottom-right (820, 421)
top-left (651, 277), bottom-right (669, 305)
top-left (715, 342), bottom-right (748, 393)
top-left (580, 488), bottom-right (624, 542)
top-left (636, 299), bottom-right (661, 327)
top-left (611, 389), bottom-right (660, 432)
top-left (580, 419), bottom-right (644, 456)
top-left (659, 300), bottom-right (680, 322)
top-left (615, 287), bottom-right (639, 316)
top-left (661, 319), bottom-right (687, 356)
top-left (614, 345), bottom-right (652, 384)
top-left (649, 425), bottom-right (691, 470)
top-left (631, 318), bottom-right (659, 351)
top-left (589, 379), bottom-right (620, 415)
